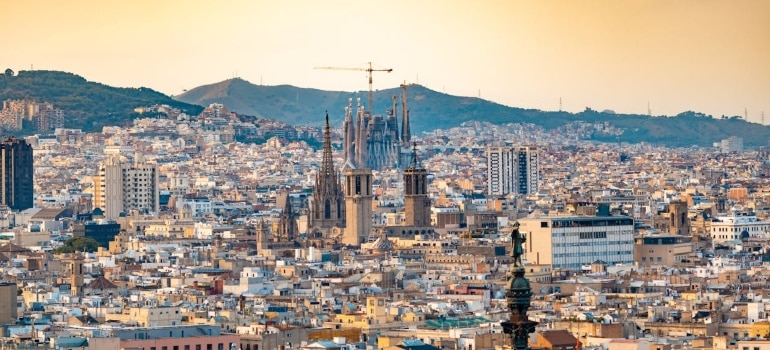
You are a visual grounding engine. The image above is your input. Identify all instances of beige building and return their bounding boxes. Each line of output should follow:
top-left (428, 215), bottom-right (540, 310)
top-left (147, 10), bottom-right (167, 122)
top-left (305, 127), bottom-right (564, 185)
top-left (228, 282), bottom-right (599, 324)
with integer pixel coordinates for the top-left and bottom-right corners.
top-left (634, 235), bottom-right (693, 267)
top-left (105, 306), bottom-right (181, 327)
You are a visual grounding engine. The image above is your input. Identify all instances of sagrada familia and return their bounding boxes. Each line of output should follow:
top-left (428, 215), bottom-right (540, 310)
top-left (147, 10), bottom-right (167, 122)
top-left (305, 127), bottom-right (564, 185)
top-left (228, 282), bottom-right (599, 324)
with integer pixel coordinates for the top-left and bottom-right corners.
top-left (342, 97), bottom-right (412, 171)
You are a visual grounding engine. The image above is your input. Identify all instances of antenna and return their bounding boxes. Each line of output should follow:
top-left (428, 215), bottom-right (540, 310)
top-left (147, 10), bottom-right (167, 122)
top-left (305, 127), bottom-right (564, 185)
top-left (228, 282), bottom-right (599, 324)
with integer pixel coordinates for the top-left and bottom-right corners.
top-left (559, 97), bottom-right (562, 112)
top-left (647, 101), bottom-right (652, 116)
top-left (762, 111), bottom-right (765, 125)
top-left (745, 107), bottom-right (748, 120)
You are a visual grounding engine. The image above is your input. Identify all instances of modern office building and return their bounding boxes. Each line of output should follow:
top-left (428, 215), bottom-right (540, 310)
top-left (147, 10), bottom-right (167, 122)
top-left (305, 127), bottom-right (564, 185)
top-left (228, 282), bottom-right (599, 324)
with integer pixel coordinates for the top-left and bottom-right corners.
top-left (518, 215), bottom-right (635, 272)
top-left (93, 155), bottom-right (159, 219)
top-left (486, 146), bottom-right (538, 196)
top-left (0, 137), bottom-right (33, 211)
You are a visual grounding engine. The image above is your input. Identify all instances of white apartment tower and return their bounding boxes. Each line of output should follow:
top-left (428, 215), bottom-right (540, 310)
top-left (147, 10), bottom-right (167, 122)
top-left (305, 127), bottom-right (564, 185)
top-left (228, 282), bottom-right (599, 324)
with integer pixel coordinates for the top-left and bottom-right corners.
top-left (486, 146), bottom-right (539, 196)
top-left (94, 156), bottom-right (160, 219)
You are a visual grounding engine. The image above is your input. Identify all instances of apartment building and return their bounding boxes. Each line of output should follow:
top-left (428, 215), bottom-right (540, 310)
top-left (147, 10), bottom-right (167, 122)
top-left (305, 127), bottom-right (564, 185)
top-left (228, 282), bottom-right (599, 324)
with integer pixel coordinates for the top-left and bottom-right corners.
top-left (94, 156), bottom-right (159, 219)
top-left (486, 146), bottom-right (538, 196)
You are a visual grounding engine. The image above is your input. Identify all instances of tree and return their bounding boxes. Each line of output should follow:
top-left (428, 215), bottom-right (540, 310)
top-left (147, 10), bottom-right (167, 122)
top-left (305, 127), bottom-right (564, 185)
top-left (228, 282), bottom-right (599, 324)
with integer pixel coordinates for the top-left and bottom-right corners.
top-left (53, 236), bottom-right (99, 254)
top-left (4, 68), bottom-right (13, 77)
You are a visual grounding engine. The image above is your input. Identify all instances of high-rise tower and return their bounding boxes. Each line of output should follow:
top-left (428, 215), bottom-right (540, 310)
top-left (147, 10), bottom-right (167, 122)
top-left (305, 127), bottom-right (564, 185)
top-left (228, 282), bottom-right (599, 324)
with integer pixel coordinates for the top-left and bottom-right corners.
top-left (344, 167), bottom-right (373, 246)
top-left (0, 137), bottom-right (33, 211)
top-left (403, 144), bottom-right (431, 227)
top-left (308, 113), bottom-right (346, 237)
top-left (486, 146), bottom-right (539, 196)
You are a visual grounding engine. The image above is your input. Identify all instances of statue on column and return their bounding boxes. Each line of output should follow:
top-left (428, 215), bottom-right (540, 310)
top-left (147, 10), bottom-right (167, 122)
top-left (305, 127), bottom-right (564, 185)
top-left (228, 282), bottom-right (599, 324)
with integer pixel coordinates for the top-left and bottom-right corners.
top-left (510, 221), bottom-right (525, 268)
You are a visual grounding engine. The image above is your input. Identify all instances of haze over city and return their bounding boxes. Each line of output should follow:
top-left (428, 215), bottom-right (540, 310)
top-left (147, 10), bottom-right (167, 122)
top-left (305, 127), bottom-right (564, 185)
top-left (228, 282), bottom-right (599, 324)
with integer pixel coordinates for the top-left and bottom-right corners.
top-left (2, 0), bottom-right (769, 120)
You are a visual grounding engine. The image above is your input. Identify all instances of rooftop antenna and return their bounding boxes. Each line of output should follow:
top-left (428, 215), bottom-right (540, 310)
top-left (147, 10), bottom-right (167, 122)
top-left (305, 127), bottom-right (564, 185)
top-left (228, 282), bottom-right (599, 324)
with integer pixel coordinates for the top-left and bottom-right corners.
top-left (559, 97), bottom-right (563, 112)
top-left (762, 111), bottom-right (765, 125)
top-left (744, 107), bottom-right (748, 120)
top-left (647, 101), bottom-right (652, 116)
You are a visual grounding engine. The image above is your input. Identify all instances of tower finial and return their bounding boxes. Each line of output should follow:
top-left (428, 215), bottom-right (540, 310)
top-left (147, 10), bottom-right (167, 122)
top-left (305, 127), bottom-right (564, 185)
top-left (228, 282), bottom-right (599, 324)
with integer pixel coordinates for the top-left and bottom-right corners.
top-left (410, 141), bottom-right (419, 168)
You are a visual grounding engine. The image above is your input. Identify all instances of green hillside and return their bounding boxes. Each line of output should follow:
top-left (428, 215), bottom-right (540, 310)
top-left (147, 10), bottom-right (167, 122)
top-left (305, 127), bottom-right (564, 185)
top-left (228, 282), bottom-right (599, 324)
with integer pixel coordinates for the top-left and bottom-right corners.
top-left (0, 70), bottom-right (203, 132)
top-left (176, 78), bottom-right (770, 148)
top-left (2, 70), bottom-right (767, 148)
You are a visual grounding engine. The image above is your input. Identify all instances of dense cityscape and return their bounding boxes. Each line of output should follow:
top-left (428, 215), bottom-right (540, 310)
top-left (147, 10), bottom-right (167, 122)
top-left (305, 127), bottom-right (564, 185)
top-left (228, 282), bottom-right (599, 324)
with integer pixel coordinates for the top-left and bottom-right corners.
top-left (0, 91), bottom-right (768, 350)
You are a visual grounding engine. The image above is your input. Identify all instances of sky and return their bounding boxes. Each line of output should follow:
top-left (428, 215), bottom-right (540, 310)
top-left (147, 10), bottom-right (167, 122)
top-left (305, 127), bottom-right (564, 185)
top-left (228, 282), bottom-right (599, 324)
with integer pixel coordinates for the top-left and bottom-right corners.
top-left (2, 0), bottom-right (769, 121)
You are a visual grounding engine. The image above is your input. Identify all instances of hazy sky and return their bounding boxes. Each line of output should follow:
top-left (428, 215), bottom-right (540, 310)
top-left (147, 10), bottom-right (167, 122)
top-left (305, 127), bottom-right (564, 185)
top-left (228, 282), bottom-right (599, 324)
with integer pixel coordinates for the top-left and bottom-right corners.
top-left (3, 0), bottom-right (768, 120)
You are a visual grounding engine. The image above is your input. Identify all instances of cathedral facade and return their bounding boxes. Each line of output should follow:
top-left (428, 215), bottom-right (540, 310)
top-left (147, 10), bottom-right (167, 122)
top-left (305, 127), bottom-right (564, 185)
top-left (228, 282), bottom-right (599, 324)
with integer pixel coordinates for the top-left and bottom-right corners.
top-left (342, 97), bottom-right (410, 171)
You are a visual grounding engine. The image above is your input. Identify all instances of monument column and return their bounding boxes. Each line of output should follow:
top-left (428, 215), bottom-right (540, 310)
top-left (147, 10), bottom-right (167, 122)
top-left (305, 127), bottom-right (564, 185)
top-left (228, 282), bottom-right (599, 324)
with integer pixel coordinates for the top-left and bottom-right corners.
top-left (501, 221), bottom-right (538, 350)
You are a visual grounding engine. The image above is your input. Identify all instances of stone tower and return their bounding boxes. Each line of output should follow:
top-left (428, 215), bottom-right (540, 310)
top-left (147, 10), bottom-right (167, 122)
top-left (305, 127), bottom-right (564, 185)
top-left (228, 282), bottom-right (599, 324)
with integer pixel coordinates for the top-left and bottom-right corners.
top-left (255, 219), bottom-right (268, 253)
top-left (276, 191), bottom-right (298, 242)
top-left (309, 113), bottom-right (346, 237)
top-left (403, 143), bottom-right (431, 227)
top-left (344, 167), bottom-right (373, 246)
top-left (69, 252), bottom-right (85, 298)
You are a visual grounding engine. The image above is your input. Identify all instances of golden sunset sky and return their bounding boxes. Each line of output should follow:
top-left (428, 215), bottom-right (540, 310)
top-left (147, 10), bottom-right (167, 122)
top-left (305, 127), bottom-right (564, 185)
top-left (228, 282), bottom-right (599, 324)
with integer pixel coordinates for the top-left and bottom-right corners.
top-left (2, 0), bottom-right (768, 120)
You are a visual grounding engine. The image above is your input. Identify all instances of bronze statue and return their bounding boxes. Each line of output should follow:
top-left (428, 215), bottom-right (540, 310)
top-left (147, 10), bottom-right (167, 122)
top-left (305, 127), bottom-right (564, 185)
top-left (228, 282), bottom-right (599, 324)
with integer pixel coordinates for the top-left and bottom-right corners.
top-left (510, 221), bottom-right (525, 268)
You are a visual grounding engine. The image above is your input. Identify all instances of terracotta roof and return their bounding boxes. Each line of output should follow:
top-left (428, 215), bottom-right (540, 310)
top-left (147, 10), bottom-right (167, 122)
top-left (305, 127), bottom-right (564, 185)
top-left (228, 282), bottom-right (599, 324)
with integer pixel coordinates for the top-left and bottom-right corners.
top-left (87, 276), bottom-right (118, 290)
top-left (540, 329), bottom-right (578, 346)
top-left (0, 243), bottom-right (31, 253)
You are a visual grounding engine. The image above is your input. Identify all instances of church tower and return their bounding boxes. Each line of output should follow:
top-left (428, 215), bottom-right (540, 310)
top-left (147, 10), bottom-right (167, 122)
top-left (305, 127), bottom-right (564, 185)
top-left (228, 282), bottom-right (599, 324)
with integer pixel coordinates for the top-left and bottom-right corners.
top-left (403, 143), bottom-right (431, 227)
top-left (69, 252), bottom-right (85, 297)
top-left (276, 191), bottom-right (297, 242)
top-left (344, 167), bottom-right (373, 246)
top-left (309, 113), bottom-right (346, 237)
top-left (256, 219), bottom-right (268, 253)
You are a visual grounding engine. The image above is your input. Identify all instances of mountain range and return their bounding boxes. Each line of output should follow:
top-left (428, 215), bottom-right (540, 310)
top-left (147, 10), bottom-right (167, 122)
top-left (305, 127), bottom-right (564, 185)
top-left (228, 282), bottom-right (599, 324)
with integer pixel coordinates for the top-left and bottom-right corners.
top-left (1, 70), bottom-right (768, 148)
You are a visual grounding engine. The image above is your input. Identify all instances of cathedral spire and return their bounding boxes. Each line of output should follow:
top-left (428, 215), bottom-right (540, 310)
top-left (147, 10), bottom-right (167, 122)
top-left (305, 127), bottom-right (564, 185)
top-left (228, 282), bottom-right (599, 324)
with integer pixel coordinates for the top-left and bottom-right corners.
top-left (321, 111), bottom-right (335, 185)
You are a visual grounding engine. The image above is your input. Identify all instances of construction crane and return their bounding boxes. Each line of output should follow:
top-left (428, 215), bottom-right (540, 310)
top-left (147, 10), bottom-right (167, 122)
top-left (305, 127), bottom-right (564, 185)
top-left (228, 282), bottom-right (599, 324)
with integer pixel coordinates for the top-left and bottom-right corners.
top-left (314, 62), bottom-right (393, 114)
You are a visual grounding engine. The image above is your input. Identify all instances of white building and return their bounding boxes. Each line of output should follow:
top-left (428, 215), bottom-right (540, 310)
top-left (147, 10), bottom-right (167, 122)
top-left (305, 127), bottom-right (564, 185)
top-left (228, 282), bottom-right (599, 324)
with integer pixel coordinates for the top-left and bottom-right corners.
top-left (175, 197), bottom-right (212, 217)
top-left (720, 136), bottom-right (744, 153)
top-left (486, 146), bottom-right (538, 196)
top-left (93, 156), bottom-right (159, 219)
top-left (710, 209), bottom-right (770, 246)
top-left (518, 215), bottom-right (635, 272)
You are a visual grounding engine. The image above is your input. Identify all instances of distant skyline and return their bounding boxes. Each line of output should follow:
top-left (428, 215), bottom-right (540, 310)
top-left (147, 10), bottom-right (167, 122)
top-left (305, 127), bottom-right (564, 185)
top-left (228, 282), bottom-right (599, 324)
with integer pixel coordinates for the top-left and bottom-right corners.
top-left (3, 1), bottom-right (768, 121)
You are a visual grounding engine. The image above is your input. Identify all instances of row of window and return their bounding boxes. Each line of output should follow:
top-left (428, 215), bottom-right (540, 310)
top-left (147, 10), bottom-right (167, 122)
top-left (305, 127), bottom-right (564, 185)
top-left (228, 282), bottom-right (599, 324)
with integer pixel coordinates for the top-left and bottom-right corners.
top-left (148, 344), bottom-right (231, 350)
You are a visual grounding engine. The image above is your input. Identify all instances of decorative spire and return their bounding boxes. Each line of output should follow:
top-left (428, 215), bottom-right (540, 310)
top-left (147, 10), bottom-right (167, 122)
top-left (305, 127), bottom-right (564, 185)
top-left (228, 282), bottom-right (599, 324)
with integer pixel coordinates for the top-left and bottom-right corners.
top-left (409, 141), bottom-right (420, 169)
top-left (322, 111), bottom-right (334, 177)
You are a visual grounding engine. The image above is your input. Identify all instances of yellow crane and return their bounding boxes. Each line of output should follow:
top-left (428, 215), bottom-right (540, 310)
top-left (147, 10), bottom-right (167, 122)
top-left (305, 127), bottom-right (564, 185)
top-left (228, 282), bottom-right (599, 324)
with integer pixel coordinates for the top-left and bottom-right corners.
top-left (314, 62), bottom-right (393, 114)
